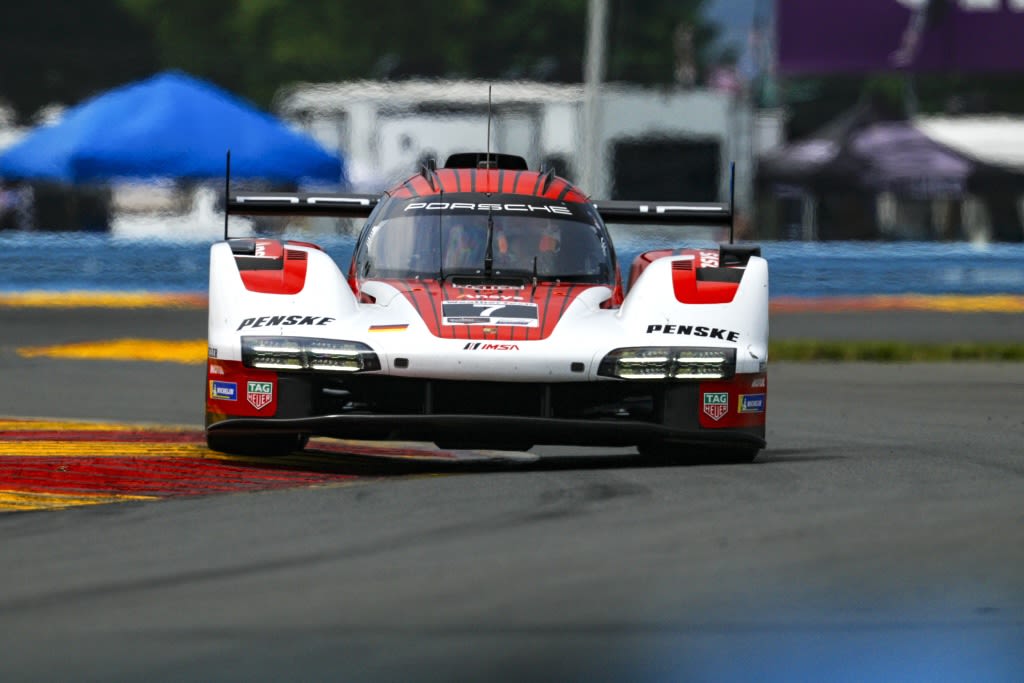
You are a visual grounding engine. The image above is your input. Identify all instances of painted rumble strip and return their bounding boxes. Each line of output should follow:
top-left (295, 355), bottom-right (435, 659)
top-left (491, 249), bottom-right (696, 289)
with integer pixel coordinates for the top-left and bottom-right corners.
top-left (16, 293), bottom-right (1023, 365)
top-left (0, 418), bottom-right (496, 513)
top-left (0, 418), bottom-right (363, 512)
top-left (771, 294), bottom-right (1024, 314)
top-left (17, 339), bottom-right (207, 364)
top-left (0, 490), bottom-right (157, 511)
top-left (2, 290), bottom-right (1022, 313)
top-left (0, 291), bottom-right (206, 309)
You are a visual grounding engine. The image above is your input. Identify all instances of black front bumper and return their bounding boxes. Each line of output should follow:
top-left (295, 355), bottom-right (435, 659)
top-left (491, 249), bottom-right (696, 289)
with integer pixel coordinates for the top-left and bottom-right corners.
top-left (207, 374), bottom-right (765, 450)
top-left (208, 413), bottom-right (764, 448)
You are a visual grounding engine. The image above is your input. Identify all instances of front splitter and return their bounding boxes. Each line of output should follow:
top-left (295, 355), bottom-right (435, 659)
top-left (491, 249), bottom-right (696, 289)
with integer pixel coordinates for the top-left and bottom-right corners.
top-left (208, 413), bottom-right (766, 450)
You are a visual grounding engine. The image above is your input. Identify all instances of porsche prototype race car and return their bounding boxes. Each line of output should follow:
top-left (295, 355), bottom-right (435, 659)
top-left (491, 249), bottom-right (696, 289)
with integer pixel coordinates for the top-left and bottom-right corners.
top-left (206, 152), bottom-right (768, 462)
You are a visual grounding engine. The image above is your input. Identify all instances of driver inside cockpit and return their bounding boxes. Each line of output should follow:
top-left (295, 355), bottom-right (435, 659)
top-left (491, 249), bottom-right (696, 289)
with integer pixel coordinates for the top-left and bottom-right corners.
top-left (496, 218), bottom-right (561, 271)
top-left (443, 221), bottom-right (486, 270)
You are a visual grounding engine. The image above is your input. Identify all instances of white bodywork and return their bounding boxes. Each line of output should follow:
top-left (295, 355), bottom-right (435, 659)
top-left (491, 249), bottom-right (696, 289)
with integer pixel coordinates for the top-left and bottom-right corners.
top-left (208, 242), bottom-right (768, 380)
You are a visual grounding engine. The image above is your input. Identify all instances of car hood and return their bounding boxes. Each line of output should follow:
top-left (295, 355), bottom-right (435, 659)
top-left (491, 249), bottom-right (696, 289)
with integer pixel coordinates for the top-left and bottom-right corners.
top-left (364, 278), bottom-right (608, 341)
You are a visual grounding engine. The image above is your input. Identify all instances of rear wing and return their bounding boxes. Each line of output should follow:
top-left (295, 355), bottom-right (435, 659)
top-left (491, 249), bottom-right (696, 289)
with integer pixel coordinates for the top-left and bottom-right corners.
top-left (220, 151), bottom-right (379, 240)
top-left (226, 192), bottom-right (735, 243)
top-left (228, 192), bottom-right (727, 221)
top-left (593, 163), bottom-right (737, 243)
top-left (227, 192), bottom-right (379, 218)
top-left (220, 154), bottom-right (737, 241)
top-left (593, 200), bottom-right (731, 225)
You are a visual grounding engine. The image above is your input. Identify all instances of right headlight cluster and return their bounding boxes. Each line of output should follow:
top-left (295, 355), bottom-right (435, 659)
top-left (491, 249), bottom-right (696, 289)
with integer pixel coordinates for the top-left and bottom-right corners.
top-left (242, 336), bottom-right (381, 373)
top-left (597, 347), bottom-right (735, 380)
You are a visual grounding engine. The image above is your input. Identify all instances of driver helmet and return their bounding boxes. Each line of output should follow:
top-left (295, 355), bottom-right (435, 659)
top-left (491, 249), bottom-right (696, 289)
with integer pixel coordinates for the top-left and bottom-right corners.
top-left (446, 222), bottom-right (480, 267)
top-left (498, 219), bottom-right (560, 259)
top-left (538, 219), bottom-right (560, 254)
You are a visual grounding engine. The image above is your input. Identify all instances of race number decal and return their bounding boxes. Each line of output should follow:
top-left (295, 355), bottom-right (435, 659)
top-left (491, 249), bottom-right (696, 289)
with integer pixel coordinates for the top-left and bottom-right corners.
top-left (441, 301), bottom-right (539, 327)
top-left (699, 250), bottom-right (719, 268)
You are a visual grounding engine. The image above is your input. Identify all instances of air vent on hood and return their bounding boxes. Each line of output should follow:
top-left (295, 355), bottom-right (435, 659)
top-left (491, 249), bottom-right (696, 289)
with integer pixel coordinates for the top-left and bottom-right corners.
top-left (286, 250), bottom-right (308, 261)
top-left (672, 260), bottom-right (693, 271)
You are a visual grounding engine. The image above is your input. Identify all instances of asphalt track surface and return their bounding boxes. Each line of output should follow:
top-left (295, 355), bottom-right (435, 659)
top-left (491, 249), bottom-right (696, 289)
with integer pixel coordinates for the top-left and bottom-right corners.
top-left (1, 308), bottom-right (1023, 682)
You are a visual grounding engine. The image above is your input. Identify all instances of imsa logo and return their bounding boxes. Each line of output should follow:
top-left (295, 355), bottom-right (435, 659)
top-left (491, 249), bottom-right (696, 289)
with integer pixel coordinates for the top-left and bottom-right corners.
top-left (703, 392), bottom-right (729, 421)
top-left (463, 342), bottom-right (519, 350)
top-left (247, 381), bottom-right (273, 410)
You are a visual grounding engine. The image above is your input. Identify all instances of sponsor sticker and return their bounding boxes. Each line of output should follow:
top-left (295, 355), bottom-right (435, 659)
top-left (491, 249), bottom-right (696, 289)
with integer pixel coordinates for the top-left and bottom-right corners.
top-left (703, 392), bottom-right (729, 421)
top-left (456, 293), bottom-right (525, 301)
top-left (404, 201), bottom-right (573, 215)
top-left (751, 377), bottom-right (766, 388)
top-left (209, 380), bottom-right (237, 401)
top-left (247, 380), bottom-right (273, 410)
top-left (237, 315), bottom-right (335, 331)
top-left (463, 342), bottom-right (519, 351)
top-left (453, 283), bottom-right (524, 292)
top-left (208, 346), bottom-right (218, 358)
top-left (647, 323), bottom-right (739, 342)
top-left (739, 393), bottom-right (766, 413)
top-left (442, 301), bottom-right (539, 328)
top-left (368, 323), bottom-right (409, 332)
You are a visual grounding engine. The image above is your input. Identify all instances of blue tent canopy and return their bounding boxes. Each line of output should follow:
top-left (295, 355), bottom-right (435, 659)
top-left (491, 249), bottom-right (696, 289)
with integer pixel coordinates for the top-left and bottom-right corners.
top-left (0, 71), bottom-right (345, 186)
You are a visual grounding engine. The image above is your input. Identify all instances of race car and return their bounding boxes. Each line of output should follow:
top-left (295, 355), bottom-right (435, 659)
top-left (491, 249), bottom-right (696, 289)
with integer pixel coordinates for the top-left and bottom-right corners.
top-left (205, 152), bottom-right (768, 463)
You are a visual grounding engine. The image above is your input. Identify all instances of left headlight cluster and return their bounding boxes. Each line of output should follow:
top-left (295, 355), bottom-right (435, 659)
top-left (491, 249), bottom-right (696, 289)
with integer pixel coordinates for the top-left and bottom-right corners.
top-left (598, 347), bottom-right (735, 380)
top-left (242, 337), bottom-right (381, 373)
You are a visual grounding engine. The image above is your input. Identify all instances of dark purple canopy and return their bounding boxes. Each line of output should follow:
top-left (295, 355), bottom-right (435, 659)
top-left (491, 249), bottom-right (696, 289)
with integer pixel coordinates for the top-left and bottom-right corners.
top-left (851, 122), bottom-right (971, 197)
top-left (758, 102), bottom-right (972, 199)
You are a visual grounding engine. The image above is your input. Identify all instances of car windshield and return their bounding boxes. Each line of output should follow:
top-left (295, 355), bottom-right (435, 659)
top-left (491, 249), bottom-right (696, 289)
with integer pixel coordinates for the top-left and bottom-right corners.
top-left (356, 195), bottom-right (614, 283)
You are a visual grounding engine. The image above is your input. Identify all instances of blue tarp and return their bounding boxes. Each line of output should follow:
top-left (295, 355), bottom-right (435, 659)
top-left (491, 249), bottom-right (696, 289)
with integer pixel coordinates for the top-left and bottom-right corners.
top-left (0, 71), bottom-right (345, 186)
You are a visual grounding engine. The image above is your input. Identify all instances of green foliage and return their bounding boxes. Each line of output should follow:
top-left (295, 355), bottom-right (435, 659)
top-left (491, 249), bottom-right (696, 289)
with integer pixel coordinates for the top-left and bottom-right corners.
top-left (118, 0), bottom-right (249, 97)
top-left (607, 0), bottom-right (714, 83)
top-left (771, 340), bottom-right (1024, 362)
top-left (115, 0), bottom-right (715, 108)
top-left (0, 0), bottom-right (159, 122)
top-left (781, 72), bottom-right (1024, 140)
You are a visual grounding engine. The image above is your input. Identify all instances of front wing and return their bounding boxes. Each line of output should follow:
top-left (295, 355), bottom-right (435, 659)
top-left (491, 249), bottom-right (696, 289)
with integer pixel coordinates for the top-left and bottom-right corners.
top-left (206, 366), bottom-right (767, 451)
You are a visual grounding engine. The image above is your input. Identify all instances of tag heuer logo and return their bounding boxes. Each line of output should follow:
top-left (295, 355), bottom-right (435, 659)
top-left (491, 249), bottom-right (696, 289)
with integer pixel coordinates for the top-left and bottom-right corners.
top-left (247, 381), bottom-right (273, 410)
top-left (703, 392), bottom-right (729, 421)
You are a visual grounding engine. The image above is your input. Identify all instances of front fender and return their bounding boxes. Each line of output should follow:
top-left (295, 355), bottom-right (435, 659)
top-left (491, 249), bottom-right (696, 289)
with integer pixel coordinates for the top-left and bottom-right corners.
top-left (616, 254), bottom-right (768, 373)
top-left (208, 241), bottom-right (359, 362)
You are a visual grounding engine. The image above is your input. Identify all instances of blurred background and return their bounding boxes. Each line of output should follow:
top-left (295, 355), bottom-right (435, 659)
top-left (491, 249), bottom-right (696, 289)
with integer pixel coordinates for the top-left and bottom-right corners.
top-left (1, 0), bottom-right (1024, 296)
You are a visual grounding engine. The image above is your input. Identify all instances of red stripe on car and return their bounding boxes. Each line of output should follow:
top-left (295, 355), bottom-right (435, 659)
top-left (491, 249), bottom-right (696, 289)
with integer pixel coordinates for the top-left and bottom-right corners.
top-left (671, 261), bottom-right (739, 304)
top-left (234, 240), bottom-right (308, 295)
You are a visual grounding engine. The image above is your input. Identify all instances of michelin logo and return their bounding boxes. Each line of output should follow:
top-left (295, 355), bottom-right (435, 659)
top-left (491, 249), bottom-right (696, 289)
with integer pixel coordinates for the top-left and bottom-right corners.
top-left (738, 393), bottom-right (765, 413)
top-left (209, 380), bottom-right (237, 401)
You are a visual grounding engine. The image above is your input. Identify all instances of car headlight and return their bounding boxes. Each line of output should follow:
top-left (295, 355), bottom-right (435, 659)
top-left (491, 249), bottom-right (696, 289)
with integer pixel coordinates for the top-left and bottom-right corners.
top-left (242, 337), bottom-right (381, 373)
top-left (597, 347), bottom-right (735, 380)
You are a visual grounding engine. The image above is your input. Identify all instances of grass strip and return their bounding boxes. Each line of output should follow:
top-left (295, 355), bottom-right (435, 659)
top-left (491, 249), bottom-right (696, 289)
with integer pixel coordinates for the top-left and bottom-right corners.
top-left (770, 340), bottom-right (1024, 362)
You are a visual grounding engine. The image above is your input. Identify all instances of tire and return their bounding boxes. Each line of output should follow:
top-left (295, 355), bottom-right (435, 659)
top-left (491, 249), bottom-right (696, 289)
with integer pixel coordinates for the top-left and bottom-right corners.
top-left (206, 432), bottom-right (309, 456)
top-left (639, 441), bottom-right (759, 465)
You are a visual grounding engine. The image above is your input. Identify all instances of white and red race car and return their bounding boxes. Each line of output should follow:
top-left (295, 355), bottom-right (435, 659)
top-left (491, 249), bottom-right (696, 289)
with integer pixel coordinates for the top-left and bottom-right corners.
top-left (206, 152), bottom-right (768, 462)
